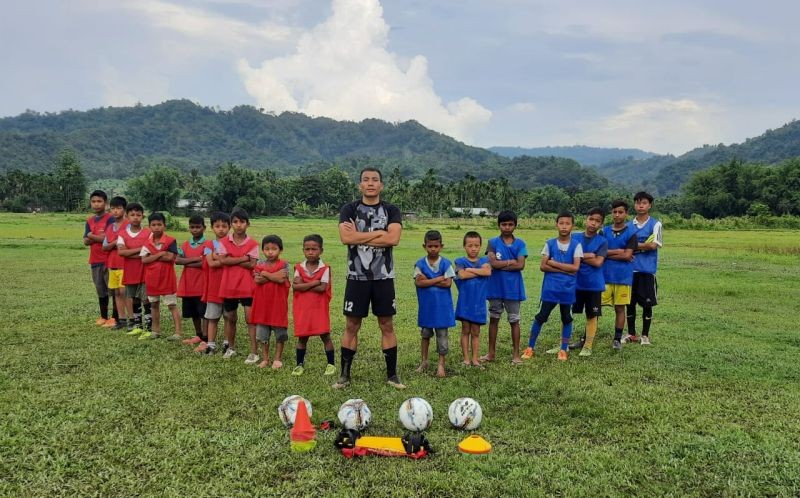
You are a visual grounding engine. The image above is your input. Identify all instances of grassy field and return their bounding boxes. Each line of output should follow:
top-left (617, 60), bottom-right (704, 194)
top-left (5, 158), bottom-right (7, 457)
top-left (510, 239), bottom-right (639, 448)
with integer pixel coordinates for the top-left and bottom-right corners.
top-left (1, 213), bottom-right (799, 497)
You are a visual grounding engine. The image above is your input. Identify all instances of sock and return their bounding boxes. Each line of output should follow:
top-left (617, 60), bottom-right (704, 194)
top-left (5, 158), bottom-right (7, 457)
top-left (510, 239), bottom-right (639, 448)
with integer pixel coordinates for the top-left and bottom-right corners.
top-left (614, 327), bottom-right (623, 341)
top-left (133, 299), bottom-right (142, 317)
top-left (383, 347), bottom-right (398, 379)
top-left (325, 348), bottom-right (335, 365)
top-left (560, 322), bottom-right (573, 351)
top-left (585, 317), bottom-right (598, 348)
top-left (99, 297), bottom-right (109, 320)
top-left (340, 347), bottom-right (355, 378)
top-left (207, 341), bottom-right (216, 348)
top-left (528, 320), bottom-right (543, 348)
top-left (223, 340), bottom-right (229, 346)
top-left (626, 304), bottom-right (637, 335)
top-left (111, 298), bottom-right (119, 321)
top-left (296, 348), bottom-right (306, 366)
top-left (642, 307), bottom-right (653, 336)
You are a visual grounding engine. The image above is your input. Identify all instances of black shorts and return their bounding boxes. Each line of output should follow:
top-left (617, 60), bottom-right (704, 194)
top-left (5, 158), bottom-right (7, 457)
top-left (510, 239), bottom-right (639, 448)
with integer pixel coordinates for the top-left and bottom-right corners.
top-left (182, 296), bottom-right (207, 319)
top-left (223, 297), bottom-right (253, 312)
top-left (343, 279), bottom-right (396, 318)
top-left (631, 273), bottom-right (658, 307)
top-left (572, 290), bottom-right (603, 318)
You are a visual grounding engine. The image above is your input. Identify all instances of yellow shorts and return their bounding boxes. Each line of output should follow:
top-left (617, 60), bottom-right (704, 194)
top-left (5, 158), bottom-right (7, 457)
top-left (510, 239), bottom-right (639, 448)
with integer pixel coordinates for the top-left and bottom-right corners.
top-left (602, 284), bottom-right (631, 306)
top-left (108, 269), bottom-right (125, 290)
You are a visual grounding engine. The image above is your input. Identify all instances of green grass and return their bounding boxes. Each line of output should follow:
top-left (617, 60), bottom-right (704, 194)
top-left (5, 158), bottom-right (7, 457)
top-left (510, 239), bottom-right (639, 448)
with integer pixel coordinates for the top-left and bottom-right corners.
top-left (1, 213), bottom-right (799, 497)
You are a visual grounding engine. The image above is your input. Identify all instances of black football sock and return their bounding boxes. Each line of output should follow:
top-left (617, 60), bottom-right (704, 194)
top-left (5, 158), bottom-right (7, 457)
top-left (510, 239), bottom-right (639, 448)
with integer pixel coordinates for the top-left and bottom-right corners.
top-left (340, 347), bottom-right (355, 378)
top-left (325, 348), bottom-right (335, 365)
top-left (296, 347), bottom-right (306, 366)
top-left (626, 304), bottom-right (637, 335)
top-left (111, 298), bottom-right (119, 321)
top-left (383, 346), bottom-right (398, 379)
top-left (642, 307), bottom-right (653, 336)
top-left (99, 297), bottom-right (109, 320)
top-left (614, 327), bottom-right (623, 341)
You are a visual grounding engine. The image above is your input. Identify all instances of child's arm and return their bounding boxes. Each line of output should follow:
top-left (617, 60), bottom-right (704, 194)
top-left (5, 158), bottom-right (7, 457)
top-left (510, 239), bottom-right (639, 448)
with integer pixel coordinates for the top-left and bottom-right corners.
top-left (415, 273), bottom-right (445, 288)
top-left (118, 247), bottom-right (141, 258)
top-left (254, 271), bottom-right (268, 285)
top-left (205, 251), bottom-right (223, 268)
top-left (102, 236), bottom-right (115, 252)
top-left (457, 268), bottom-right (476, 280)
top-left (545, 257), bottom-right (580, 274)
top-left (434, 277), bottom-right (453, 288)
top-left (141, 252), bottom-right (161, 264)
top-left (177, 257), bottom-right (203, 268)
top-left (237, 258), bottom-right (256, 269)
top-left (582, 253), bottom-right (605, 268)
top-left (293, 274), bottom-right (319, 291)
top-left (261, 265), bottom-right (289, 283)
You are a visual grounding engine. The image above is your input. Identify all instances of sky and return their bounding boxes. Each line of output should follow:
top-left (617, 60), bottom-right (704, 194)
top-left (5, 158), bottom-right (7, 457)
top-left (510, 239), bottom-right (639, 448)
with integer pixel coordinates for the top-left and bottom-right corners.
top-left (2, 0), bottom-right (799, 154)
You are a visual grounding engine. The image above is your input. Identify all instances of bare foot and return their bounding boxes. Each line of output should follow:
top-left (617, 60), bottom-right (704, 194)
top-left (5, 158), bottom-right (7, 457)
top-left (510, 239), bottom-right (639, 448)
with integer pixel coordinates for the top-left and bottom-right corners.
top-left (471, 361), bottom-right (485, 370)
top-left (479, 354), bottom-right (495, 363)
top-left (257, 360), bottom-right (270, 368)
top-left (415, 361), bottom-right (429, 373)
top-left (511, 357), bottom-right (523, 366)
top-left (272, 360), bottom-right (283, 370)
top-left (436, 365), bottom-right (446, 378)
top-left (462, 361), bottom-right (471, 367)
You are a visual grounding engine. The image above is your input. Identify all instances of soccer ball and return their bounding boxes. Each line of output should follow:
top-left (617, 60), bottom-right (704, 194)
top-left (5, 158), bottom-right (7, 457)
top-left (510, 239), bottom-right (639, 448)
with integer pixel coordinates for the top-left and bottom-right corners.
top-left (278, 395), bottom-right (313, 428)
top-left (448, 397), bottom-right (483, 430)
top-left (337, 398), bottom-right (372, 431)
top-left (398, 397), bottom-right (433, 432)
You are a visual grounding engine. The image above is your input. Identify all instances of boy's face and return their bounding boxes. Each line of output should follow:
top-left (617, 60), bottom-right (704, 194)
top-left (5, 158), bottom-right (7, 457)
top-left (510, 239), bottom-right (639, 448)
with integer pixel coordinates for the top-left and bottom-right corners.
top-left (263, 242), bottom-right (281, 261)
top-left (189, 223), bottom-right (205, 239)
top-left (110, 205), bottom-right (125, 220)
top-left (611, 206), bottom-right (628, 225)
top-left (556, 216), bottom-right (574, 237)
top-left (634, 198), bottom-right (652, 216)
top-left (90, 196), bottom-right (106, 214)
top-left (127, 210), bottom-right (143, 227)
top-left (424, 239), bottom-right (442, 259)
top-left (498, 220), bottom-right (517, 237)
top-left (464, 237), bottom-right (482, 259)
top-left (231, 217), bottom-right (249, 235)
top-left (359, 171), bottom-right (383, 199)
top-left (585, 214), bottom-right (604, 235)
top-left (303, 240), bottom-right (322, 263)
top-left (149, 219), bottom-right (165, 236)
top-left (212, 220), bottom-right (230, 239)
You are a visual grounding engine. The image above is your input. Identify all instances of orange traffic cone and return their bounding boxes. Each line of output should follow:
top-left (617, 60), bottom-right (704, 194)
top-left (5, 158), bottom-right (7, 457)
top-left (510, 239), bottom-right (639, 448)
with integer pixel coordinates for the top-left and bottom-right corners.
top-left (290, 399), bottom-right (317, 452)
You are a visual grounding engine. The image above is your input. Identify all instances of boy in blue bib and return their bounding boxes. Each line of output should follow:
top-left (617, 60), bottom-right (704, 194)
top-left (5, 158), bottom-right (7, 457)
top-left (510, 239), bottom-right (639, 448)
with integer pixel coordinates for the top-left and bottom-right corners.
top-left (522, 212), bottom-right (583, 361)
top-left (414, 230), bottom-right (456, 378)
top-left (454, 231), bottom-right (492, 368)
top-left (626, 191), bottom-right (663, 346)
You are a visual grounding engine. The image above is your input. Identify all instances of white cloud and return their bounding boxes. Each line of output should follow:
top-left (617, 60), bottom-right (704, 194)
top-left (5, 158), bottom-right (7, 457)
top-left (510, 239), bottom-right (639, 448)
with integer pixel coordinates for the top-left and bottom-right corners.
top-left (508, 102), bottom-right (537, 113)
top-left (237, 0), bottom-right (491, 142)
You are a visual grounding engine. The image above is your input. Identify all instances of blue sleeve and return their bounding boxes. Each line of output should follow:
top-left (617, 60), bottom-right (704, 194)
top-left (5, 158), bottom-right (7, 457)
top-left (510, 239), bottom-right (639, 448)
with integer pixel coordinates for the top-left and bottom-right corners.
top-left (167, 241), bottom-right (179, 254)
top-left (486, 239), bottom-right (495, 255)
top-left (84, 222), bottom-right (90, 238)
top-left (597, 240), bottom-right (609, 258)
top-left (516, 239), bottom-right (528, 257)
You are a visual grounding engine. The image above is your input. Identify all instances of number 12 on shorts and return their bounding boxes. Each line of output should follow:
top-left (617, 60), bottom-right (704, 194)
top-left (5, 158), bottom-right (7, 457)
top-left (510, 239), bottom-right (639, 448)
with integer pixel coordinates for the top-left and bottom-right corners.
top-left (344, 301), bottom-right (354, 313)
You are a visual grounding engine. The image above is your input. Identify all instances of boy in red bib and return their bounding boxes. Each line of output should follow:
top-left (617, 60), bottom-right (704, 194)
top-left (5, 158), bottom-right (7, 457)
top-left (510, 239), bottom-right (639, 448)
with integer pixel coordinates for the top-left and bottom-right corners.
top-left (177, 215), bottom-right (211, 348)
top-left (217, 209), bottom-right (258, 360)
top-left (201, 212), bottom-right (230, 355)
top-left (102, 196), bottom-right (129, 330)
top-left (83, 190), bottom-right (113, 325)
top-left (139, 212), bottom-right (182, 340)
top-left (291, 234), bottom-right (335, 376)
top-left (116, 202), bottom-right (151, 335)
top-left (251, 235), bottom-right (291, 369)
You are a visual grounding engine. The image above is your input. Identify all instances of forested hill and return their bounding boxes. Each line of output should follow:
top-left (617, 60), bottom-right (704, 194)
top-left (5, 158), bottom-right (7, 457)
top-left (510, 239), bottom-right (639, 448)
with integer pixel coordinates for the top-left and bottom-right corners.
top-left (0, 99), bottom-right (504, 179)
top-left (595, 119), bottom-right (800, 194)
top-left (489, 145), bottom-right (656, 165)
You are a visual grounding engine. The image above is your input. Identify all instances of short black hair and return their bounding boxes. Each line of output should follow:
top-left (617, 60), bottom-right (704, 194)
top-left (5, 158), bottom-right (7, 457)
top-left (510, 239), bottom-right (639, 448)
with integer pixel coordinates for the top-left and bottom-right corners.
top-left (587, 207), bottom-right (606, 219)
top-left (303, 234), bottom-right (323, 248)
top-left (262, 234), bottom-right (283, 250)
top-left (424, 230), bottom-right (442, 244)
top-left (556, 211), bottom-right (574, 223)
top-left (611, 199), bottom-right (629, 211)
top-left (359, 167), bottom-right (383, 182)
top-left (148, 212), bottom-right (166, 224)
top-left (497, 210), bottom-right (518, 225)
top-left (90, 190), bottom-right (107, 201)
top-left (634, 191), bottom-right (654, 203)
top-left (188, 214), bottom-right (205, 226)
top-left (109, 196), bottom-right (127, 208)
top-left (230, 208), bottom-right (249, 223)
top-left (463, 230), bottom-right (482, 245)
top-left (126, 202), bottom-right (144, 214)
top-left (210, 211), bottom-right (230, 225)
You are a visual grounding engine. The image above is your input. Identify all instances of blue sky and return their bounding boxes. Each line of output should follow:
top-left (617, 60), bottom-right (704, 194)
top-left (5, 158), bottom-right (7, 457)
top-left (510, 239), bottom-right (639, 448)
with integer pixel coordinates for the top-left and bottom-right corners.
top-left (2, 0), bottom-right (798, 154)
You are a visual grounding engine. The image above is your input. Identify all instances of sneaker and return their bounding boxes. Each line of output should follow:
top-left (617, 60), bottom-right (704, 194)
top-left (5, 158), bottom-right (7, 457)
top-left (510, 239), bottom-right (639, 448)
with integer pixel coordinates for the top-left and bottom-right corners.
top-left (292, 365), bottom-right (305, 376)
top-left (545, 346), bottom-right (561, 354)
top-left (167, 334), bottom-right (182, 341)
top-left (621, 334), bottom-right (639, 344)
top-left (387, 375), bottom-right (407, 390)
top-left (323, 364), bottom-right (336, 376)
top-left (193, 342), bottom-right (208, 353)
top-left (557, 350), bottom-right (568, 361)
top-left (521, 347), bottom-right (534, 360)
top-left (332, 376), bottom-right (350, 389)
top-left (568, 339), bottom-right (585, 350)
top-left (222, 348), bottom-right (237, 359)
top-left (204, 345), bottom-right (217, 356)
top-left (138, 331), bottom-right (153, 340)
top-left (102, 318), bottom-right (117, 328)
top-left (640, 336), bottom-right (652, 345)
top-left (244, 353), bottom-right (260, 365)
top-left (112, 320), bottom-right (126, 330)
top-left (612, 339), bottom-right (622, 351)
top-left (126, 327), bottom-right (143, 336)
top-left (579, 347), bottom-right (592, 357)
top-left (221, 343), bottom-right (230, 355)
top-left (95, 318), bottom-right (108, 326)
top-left (182, 336), bottom-right (203, 345)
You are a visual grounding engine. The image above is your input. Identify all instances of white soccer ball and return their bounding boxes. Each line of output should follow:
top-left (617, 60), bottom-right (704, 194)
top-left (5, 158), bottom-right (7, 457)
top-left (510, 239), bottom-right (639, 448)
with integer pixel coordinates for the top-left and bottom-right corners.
top-left (448, 397), bottom-right (483, 430)
top-left (337, 398), bottom-right (372, 431)
top-left (278, 395), bottom-right (313, 428)
top-left (398, 397), bottom-right (433, 432)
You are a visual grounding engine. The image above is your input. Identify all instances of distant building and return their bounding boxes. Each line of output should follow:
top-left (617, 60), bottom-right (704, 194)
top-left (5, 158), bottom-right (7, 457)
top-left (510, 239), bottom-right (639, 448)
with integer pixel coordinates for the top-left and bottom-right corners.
top-left (451, 207), bottom-right (490, 216)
